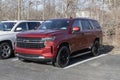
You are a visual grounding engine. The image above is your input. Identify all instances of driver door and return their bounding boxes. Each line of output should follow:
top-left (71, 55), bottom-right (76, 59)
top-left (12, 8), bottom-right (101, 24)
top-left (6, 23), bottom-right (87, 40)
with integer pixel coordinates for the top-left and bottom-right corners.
top-left (71, 19), bottom-right (87, 51)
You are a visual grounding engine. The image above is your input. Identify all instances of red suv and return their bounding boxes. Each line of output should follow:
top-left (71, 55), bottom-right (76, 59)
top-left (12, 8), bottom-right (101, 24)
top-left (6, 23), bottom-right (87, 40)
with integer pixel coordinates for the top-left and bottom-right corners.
top-left (15, 18), bottom-right (102, 68)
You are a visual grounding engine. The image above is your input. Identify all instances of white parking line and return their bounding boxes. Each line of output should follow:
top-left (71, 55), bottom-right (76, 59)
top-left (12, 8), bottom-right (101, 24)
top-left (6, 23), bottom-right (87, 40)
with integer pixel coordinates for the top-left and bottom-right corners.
top-left (64, 54), bottom-right (108, 69)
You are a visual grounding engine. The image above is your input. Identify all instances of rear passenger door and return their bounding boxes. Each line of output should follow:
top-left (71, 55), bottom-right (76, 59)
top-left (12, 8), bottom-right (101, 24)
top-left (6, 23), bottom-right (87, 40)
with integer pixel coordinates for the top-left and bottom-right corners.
top-left (81, 19), bottom-right (94, 48)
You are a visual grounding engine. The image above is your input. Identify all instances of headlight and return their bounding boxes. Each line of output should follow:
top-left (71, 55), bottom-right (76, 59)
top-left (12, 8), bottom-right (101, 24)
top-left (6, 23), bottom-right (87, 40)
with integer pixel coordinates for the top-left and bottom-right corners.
top-left (41, 37), bottom-right (55, 42)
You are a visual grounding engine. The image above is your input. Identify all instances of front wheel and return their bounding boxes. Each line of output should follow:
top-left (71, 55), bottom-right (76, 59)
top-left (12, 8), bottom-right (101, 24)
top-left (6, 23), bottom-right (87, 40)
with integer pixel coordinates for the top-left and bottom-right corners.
top-left (0, 42), bottom-right (12, 59)
top-left (54, 46), bottom-right (70, 68)
top-left (91, 41), bottom-right (100, 56)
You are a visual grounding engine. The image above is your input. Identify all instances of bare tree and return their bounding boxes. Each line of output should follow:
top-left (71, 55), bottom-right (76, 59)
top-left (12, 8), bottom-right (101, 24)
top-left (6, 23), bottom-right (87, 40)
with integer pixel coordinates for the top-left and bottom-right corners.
top-left (17, 0), bottom-right (21, 20)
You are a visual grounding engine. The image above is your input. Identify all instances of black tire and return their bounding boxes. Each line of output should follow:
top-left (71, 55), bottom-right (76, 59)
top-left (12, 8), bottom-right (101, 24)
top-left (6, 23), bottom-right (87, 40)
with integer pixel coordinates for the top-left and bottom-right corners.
top-left (0, 42), bottom-right (13, 59)
top-left (91, 40), bottom-right (100, 56)
top-left (53, 46), bottom-right (70, 68)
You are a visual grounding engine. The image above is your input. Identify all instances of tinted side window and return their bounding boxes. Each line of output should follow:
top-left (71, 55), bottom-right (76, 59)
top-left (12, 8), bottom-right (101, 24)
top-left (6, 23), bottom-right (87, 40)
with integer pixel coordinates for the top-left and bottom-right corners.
top-left (72, 20), bottom-right (81, 28)
top-left (16, 22), bottom-right (28, 31)
top-left (28, 22), bottom-right (40, 30)
top-left (81, 20), bottom-right (91, 30)
top-left (91, 20), bottom-right (101, 29)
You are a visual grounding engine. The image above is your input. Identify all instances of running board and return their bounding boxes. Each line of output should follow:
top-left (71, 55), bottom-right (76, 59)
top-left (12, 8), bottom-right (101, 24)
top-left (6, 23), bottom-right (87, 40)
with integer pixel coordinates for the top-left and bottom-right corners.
top-left (71, 51), bottom-right (91, 58)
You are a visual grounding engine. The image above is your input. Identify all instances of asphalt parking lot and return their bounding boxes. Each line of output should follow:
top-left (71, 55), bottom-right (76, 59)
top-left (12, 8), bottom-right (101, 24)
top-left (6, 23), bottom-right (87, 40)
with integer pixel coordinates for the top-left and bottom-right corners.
top-left (0, 45), bottom-right (120, 80)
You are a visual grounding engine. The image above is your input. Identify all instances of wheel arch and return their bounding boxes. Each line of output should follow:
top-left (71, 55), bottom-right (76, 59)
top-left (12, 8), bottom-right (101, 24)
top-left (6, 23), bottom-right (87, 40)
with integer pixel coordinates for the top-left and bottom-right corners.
top-left (0, 40), bottom-right (13, 50)
top-left (58, 42), bottom-right (69, 49)
top-left (53, 42), bottom-right (70, 61)
top-left (94, 38), bottom-right (100, 42)
top-left (94, 37), bottom-right (102, 46)
top-left (53, 42), bottom-right (70, 67)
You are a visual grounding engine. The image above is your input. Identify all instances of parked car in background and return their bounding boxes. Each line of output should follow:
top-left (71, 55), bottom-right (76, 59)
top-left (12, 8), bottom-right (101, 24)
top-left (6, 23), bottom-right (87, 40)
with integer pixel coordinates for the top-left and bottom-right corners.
top-left (0, 20), bottom-right (41, 59)
top-left (15, 18), bottom-right (102, 68)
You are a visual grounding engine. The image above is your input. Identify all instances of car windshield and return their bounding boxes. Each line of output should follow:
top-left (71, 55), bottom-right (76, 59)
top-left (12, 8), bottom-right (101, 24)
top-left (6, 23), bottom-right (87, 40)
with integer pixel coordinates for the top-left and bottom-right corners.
top-left (39, 19), bottom-right (70, 30)
top-left (0, 22), bottom-right (16, 31)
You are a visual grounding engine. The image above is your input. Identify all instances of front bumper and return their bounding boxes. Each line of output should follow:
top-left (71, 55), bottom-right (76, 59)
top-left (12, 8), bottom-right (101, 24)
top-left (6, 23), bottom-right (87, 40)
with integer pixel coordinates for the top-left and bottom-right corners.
top-left (14, 44), bottom-right (58, 62)
top-left (16, 53), bottom-right (52, 62)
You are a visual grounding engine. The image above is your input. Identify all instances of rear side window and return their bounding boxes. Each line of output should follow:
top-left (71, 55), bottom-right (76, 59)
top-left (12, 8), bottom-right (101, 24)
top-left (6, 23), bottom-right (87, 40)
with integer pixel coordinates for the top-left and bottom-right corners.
top-left (81, 20), bottom-right (92, 30)
top-left (28, 22), bottom-right (40, 30)
top-left (91, 20), bottom-right (101, 29)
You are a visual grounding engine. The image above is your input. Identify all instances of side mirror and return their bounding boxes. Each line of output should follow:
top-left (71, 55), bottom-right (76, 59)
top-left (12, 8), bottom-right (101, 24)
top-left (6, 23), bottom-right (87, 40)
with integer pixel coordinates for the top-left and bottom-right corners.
top-left (72, 26), bottom-right (80, 33)
top-left (16, 27), bottom-right (22, 32)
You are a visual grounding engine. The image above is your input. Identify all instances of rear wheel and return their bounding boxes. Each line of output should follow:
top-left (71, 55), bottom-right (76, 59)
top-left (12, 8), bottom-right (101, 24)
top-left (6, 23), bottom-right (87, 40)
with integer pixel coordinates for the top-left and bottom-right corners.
top-left (0, 42), bottom-right (12, 59)
top-left (53, 46), bottom-right (70, 68)
top-left (91, 40), bottom-right (100, 56)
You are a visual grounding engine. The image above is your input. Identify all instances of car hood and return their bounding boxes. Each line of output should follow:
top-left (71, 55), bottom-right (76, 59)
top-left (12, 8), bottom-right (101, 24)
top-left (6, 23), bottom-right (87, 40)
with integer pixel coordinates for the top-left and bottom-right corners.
top-left (17, 30), bottom-right (68, 37)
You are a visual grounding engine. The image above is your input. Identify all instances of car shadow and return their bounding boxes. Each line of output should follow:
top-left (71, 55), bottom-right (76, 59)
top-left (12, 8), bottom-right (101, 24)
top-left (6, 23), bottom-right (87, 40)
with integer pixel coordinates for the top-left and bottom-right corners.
top-left (69, 45), bottom-right (114, 66)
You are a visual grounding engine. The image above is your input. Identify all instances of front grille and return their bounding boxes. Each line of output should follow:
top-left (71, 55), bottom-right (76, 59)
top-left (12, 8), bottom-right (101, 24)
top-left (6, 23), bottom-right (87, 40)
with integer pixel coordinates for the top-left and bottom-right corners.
top-left (17, 37), bottom-right (45, 49)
